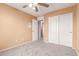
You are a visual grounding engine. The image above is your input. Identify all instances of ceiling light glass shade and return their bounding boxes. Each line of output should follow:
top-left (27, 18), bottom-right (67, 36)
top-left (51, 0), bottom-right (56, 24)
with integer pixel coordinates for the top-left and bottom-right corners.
top-left (28, 3), bottom-right (33, 8)
top-left (32, 7), bottom-right (35, 10)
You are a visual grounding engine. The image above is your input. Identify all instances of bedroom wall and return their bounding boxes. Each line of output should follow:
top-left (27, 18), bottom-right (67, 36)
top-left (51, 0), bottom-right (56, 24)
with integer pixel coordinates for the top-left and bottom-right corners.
top-left (0, 4), bottom-right (36, 50)
top-left (43, 5), bottom-right (77, 49)
top-left (76, 4), bottom-right (79, 51)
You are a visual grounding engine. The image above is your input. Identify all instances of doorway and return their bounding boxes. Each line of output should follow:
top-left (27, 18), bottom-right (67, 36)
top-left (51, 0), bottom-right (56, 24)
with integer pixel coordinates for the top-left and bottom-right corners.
top-left (32, 17), bottom-right (44, 41)
top-left (38, 20), bottom-right (44, 40)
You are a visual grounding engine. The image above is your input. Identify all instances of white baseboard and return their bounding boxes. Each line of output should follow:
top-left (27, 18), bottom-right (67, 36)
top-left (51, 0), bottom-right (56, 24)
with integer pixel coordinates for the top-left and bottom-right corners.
top-left (0, 41), bottom-right (31, 52)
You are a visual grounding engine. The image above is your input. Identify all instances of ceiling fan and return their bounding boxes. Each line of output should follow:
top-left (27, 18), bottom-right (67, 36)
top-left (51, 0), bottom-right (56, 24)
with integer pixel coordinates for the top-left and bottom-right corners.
top-left (23, 3), bottom-right (49, 12)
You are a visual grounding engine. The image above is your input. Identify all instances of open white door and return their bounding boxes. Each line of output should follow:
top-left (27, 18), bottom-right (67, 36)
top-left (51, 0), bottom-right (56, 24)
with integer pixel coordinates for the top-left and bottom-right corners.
top-left (32, 19), bottom-right (38, 41)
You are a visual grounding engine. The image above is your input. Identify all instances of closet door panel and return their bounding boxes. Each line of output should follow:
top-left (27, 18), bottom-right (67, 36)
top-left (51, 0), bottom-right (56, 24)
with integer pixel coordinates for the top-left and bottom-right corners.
top-left (48, 16), bottom-right (59, 44)
top-left (59, 13), bottom-right (72, 47)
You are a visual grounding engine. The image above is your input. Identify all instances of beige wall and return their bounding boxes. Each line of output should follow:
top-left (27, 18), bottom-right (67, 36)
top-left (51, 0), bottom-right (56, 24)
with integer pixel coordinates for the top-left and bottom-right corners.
top-left (0, 4), bottom-right (36, 50)
top-left (44, 5), bottom-right (77, 49)
top-left (76, 4), bottom-right (79, 50)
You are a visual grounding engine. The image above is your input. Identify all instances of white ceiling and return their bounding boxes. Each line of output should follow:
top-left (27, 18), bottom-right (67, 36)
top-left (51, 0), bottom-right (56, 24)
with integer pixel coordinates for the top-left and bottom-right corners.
top-left (6, 3), bottom-right (75, 17)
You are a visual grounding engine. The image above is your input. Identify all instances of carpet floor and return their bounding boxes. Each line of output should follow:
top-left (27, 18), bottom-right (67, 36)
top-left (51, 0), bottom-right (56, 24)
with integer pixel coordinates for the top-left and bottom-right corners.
top-left (0, 40), bottom-right (77, 56)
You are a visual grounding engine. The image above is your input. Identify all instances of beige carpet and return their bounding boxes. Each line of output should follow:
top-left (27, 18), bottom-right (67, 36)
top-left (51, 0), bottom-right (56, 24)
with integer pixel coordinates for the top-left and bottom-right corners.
top-left (0, 40), bottom-right (77, 56)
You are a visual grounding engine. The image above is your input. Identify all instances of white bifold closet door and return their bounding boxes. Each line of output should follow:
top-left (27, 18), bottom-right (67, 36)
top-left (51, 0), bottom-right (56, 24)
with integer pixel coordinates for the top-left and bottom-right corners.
top-left (48, 13), bottom-right (73, 47)
top-left (59, 13), bottom-right (73, 47)
top-left (48, 16), bottom-right (59, 44)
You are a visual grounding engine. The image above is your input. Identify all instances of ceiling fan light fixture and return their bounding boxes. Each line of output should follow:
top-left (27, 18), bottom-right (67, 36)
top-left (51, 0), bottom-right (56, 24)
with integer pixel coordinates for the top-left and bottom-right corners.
top-left (23, 3), bottom-right (49, 12)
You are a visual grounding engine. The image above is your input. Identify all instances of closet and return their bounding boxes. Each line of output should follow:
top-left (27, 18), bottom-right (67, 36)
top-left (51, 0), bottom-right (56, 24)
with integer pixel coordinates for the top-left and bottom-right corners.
top-left (48, 13), bottom-right (73, 47)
